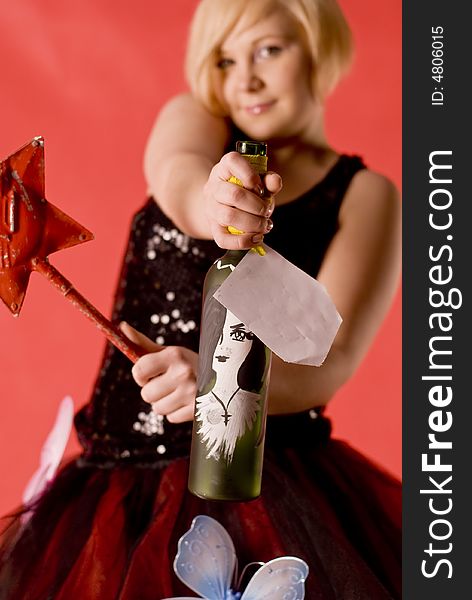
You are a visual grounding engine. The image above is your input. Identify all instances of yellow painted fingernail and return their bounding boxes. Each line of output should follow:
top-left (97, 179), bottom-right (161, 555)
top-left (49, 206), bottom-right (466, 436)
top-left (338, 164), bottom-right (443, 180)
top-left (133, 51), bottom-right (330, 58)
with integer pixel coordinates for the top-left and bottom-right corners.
top-left (228, 175), bottom-right (244, 186)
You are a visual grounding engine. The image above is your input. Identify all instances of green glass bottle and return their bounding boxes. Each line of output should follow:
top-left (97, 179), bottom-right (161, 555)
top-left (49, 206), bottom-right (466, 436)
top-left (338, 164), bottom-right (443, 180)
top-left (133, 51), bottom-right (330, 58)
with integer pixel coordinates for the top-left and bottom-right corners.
top-left (188, 141), bottom-right (272, 501)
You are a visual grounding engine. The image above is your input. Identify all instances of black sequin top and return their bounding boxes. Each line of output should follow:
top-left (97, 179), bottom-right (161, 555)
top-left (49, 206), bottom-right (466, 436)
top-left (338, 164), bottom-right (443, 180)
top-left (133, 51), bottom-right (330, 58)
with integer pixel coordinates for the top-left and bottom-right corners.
top-left (75, 155), bottom-right (365, 466)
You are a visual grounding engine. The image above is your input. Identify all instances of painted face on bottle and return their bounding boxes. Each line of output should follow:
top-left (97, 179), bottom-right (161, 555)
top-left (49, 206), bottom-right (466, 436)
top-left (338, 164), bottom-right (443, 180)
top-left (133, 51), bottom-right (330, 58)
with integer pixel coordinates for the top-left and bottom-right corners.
top-left (197, 308), bottom-right (261, 461)
top-left (212, 309), bottom-right (254, 378)
top-left (215, 9), bottom-right (316, 141)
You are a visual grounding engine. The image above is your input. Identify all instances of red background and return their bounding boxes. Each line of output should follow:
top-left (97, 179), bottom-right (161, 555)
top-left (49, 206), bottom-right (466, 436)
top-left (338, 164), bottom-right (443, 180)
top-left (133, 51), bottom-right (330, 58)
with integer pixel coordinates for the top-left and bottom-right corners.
top-left (0, 0), bottom-right (401, 517)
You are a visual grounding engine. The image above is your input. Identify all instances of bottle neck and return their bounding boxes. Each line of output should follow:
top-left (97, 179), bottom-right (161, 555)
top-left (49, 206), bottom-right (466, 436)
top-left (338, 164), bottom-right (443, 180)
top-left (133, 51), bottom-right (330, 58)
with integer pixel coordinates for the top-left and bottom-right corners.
top-left (223, 141), bottom-right (267, 258)
top-left (221, 249), bottom-right (247, 264)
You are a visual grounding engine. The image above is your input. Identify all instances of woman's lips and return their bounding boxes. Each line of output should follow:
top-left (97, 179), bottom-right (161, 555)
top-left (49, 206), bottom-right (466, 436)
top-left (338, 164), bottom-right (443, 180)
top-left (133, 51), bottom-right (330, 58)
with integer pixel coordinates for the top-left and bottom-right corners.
top-left (215, 355), bottom-right (229, 362)
top-left (244, 101), bottom-right (275, 115)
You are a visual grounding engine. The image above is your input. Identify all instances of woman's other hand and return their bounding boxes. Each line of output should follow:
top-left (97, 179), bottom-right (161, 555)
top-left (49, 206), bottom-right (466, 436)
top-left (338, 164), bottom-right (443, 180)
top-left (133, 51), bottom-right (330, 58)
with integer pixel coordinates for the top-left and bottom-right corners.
top-left (120, 322), bottom-right (198, 423)
top-left (203, 151), bottom-right (282, 249)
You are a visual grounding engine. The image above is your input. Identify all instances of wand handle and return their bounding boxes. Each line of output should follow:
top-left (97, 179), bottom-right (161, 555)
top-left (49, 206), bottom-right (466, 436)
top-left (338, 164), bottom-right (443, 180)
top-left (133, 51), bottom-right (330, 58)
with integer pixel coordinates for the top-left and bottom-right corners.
top-left (33, 258), bottom-right (145, 363)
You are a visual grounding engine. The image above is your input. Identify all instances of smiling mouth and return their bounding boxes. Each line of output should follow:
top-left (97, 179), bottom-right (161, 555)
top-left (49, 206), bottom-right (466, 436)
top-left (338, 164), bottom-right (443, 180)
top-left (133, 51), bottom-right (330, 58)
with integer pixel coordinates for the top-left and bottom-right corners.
top-left (244, 101), bottom-right (275, 115)
top-left (215, 355), bottom-right (229, 362)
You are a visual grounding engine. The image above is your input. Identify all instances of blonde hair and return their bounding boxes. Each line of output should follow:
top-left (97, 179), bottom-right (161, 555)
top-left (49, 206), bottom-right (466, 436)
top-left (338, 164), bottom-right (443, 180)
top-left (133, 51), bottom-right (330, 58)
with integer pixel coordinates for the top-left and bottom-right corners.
top-left (185, 0), bottom-right (353, 115)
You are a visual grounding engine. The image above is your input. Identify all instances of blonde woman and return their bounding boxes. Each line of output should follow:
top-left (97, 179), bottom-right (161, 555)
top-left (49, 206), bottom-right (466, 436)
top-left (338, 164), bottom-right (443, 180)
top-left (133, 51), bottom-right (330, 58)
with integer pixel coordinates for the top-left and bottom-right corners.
top-left (0, 1), bottom-right (401, 598)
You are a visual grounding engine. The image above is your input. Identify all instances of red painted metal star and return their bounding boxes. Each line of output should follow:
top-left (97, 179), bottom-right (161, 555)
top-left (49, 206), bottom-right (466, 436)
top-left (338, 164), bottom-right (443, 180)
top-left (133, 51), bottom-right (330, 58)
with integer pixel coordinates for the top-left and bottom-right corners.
top-left (0, 137), bottom-right (144, 362)
top-left (0, 136), bottom-right (93, 315)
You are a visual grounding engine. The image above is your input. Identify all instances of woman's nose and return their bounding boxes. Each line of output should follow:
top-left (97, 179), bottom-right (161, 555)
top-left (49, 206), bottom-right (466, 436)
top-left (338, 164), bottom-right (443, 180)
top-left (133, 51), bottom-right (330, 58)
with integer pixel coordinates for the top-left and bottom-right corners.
top-left (236, 61), bottom-right (263, 92)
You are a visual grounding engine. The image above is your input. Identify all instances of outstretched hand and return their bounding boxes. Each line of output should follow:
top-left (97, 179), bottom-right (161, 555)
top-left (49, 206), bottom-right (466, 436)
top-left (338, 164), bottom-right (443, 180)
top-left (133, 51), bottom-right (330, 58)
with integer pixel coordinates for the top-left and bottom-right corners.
top-left (120, 322), bottom-right (198, 423)
top-left (203, 151), bottom-right (282, 249)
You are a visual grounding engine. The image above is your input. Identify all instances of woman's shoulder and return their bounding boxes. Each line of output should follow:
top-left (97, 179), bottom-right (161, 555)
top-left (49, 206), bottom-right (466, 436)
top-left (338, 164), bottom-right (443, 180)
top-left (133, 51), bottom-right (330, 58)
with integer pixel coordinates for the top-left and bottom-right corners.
top-left (339, 168), bottom-right (401, 227)
top-left (158, 93), bottom-right (230, 137)
top-left (348, 168), bottom-right (398, 196)
top-left (145, 92), bottom-right (231, 166)
top-left (159, 92), bottom-right (211, 116)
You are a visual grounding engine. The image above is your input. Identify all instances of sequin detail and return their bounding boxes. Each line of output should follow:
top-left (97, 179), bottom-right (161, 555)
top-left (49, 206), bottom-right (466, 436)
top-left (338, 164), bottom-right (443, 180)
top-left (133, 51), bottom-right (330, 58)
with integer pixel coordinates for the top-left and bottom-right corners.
top-left (133, 411), bottom-right (165, 436)
top-left (147, 224), bottom-right (200, 256)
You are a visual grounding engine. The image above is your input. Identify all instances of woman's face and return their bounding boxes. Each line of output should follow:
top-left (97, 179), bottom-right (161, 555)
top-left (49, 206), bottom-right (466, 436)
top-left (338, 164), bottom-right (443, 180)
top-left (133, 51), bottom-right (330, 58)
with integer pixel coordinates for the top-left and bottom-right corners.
top-left (215, 9), bottom-right (316, 141)
top-left (212, 309), bottom-right (253, 377)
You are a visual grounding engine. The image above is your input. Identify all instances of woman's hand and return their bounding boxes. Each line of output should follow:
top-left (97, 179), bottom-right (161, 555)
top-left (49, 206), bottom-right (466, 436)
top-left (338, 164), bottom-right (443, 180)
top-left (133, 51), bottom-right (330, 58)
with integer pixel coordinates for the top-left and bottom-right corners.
top-left (203, 151), bottom-right (282, 249)
top-left (120, 322), bottom-right (198, 423)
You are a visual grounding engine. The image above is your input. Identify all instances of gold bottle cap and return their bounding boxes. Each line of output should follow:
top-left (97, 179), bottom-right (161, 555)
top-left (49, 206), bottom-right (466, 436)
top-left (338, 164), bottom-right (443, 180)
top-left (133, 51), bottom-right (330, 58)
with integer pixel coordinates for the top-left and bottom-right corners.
top-left (236, 141), bottom-right (268, 175)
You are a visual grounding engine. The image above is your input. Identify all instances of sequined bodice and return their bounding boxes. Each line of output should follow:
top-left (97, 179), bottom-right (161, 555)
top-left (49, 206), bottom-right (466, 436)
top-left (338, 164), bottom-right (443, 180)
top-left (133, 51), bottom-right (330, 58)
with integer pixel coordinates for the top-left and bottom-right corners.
top-left (75, 155), bottom-right (365, 465)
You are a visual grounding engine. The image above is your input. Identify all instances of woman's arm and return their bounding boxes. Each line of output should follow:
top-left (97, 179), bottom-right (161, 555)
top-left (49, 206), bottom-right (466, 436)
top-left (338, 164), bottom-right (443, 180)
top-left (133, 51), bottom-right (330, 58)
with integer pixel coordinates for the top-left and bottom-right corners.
top-left (268, 169), bottom-right (401, 413)
top-left (144, 93), bottom-right (279, 246)
top-left (144, 93), bottom-right (230, 238)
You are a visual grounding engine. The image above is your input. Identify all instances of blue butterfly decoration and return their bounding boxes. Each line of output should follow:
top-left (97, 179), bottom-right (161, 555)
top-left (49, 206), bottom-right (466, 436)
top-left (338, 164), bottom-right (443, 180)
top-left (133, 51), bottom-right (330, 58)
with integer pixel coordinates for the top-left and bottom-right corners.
top-left (163, 515), bottom-right (309, 600)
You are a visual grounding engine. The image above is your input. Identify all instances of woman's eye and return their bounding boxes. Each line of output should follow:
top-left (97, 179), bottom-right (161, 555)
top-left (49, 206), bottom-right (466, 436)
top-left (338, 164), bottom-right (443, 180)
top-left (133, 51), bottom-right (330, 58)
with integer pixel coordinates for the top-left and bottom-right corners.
top-left (230, 330), bottom-right (246, 342)
top-left (216, 57), bottom-right (235, 70)
top-left (256, 45), bottom-right (282, 60)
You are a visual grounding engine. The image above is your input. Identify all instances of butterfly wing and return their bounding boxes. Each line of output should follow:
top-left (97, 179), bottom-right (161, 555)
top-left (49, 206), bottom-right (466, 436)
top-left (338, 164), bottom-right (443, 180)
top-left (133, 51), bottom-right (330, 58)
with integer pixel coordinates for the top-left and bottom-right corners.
top-left (241, 557), bottom-right (309, 600)
top-left (22, 395), bottom-right (74, 506)
top-left (173, 515), bottom-right (237, 600)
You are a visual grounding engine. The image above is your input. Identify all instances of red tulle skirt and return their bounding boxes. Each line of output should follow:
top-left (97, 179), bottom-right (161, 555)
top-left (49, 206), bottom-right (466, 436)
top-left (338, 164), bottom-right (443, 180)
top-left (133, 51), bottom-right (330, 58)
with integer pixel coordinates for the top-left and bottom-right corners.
top-left (0, 436), bottom-right (400, 600)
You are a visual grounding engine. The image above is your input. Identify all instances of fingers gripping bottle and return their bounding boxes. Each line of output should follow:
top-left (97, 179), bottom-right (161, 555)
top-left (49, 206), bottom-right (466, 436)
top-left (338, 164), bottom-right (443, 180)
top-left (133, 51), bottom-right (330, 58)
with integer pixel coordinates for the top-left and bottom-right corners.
top-left (188, 141), bottom-right (272, 501)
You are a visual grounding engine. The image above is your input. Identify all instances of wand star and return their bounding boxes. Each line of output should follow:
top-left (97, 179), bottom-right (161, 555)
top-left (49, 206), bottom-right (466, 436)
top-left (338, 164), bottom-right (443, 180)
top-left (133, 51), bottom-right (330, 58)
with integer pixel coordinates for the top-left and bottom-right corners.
top-left (0, 137), bottom-right (93, 315)
top-left (0, 136), bottom-right (145, 363)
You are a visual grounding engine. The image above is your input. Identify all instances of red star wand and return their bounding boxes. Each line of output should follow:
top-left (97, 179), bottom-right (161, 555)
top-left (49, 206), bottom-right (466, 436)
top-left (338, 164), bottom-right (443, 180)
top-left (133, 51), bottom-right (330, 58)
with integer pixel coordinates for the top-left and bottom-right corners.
top-left (0, 137), bottom-right (144, 362)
